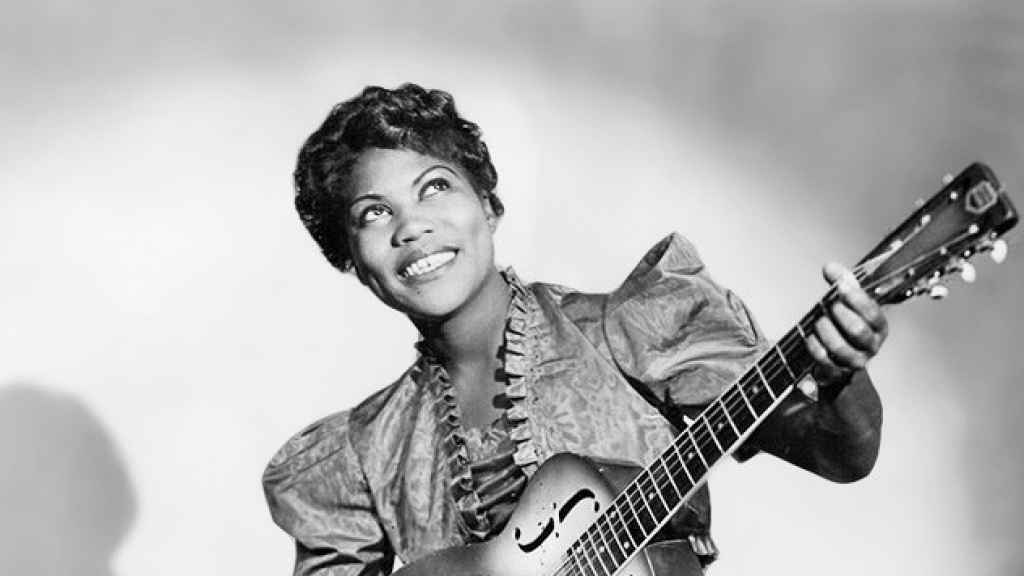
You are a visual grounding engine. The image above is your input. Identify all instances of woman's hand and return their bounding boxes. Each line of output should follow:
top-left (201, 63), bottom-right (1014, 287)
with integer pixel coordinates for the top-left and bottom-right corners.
top-left (805, 262), bottom-right (889, 391)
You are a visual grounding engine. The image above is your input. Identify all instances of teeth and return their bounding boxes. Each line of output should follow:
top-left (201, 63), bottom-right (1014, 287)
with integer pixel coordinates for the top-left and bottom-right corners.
top-left (402, 251), bottom-right (455, 278)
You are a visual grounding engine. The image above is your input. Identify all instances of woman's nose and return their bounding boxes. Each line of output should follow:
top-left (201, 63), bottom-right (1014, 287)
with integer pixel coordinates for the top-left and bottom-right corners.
top-left (391, 210), bottom-right (434, 246)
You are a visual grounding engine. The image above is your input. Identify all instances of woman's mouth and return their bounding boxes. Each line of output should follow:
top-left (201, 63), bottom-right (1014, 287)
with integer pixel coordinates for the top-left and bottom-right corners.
top-left (399, 250), bottom-right (457, 279)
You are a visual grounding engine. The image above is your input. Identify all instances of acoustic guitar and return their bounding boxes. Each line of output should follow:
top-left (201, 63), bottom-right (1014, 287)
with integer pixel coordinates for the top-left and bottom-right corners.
top-left (394, 162), bottom-right (1018, 576)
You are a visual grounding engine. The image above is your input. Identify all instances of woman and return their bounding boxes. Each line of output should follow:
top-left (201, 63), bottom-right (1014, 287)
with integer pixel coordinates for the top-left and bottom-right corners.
top-left (263, 84), bottom-right (885, 575)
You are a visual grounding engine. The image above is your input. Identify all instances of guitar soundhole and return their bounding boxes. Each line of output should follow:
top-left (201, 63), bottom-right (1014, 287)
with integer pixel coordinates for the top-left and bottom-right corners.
top-left (515, 488), bottom-right (598, 553)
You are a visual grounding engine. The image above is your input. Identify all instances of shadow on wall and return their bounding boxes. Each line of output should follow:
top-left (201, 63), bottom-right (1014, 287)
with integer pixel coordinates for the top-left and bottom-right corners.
top-left (0, 384), bottom-right (136, 576)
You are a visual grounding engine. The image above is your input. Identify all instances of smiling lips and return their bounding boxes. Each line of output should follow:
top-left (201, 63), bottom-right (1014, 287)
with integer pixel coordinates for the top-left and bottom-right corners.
top-left (399, 250), bottom-right (457, 279)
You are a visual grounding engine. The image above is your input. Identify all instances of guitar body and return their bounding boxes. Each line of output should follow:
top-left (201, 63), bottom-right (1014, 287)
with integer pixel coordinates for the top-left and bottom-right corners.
top-left (394, 453), bottom-right (654, 576)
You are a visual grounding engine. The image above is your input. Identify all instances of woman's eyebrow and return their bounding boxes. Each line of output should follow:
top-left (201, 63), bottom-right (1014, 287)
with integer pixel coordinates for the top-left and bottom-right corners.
top-left (347, 192), bottom-right (385, 207)
top-left (412, 164), bottom-right (457, 187)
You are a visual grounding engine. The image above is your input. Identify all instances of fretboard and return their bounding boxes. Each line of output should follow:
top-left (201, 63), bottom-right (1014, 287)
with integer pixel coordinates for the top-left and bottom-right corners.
top-left (565, 299), bottom-right (835, 576)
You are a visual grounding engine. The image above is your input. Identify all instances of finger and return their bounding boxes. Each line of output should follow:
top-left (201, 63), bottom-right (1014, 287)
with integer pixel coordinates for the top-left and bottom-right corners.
top-left (805, 332), bottom-right (839, 371)
top-left (822, 261), bottom-right (855, 287)
top-left (814, 314), bottom-right (870, 370)
top-left (824, 262), bottom-right (888, 334)
top-left (829, 300), bottom-right (883, 355)
top-left (806, 333), bottom-right (852, 386)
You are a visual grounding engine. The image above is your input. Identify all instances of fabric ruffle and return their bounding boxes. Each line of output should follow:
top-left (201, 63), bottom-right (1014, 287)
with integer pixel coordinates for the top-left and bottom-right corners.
top-left (500, 269), bottom-right (540, 476)
top-left (416, 268), bottom-right (541, 541)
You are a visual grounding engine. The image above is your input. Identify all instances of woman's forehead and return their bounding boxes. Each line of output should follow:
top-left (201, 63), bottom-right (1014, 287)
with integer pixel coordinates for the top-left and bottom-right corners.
top-left (349, 148), bottom-right (461, 197)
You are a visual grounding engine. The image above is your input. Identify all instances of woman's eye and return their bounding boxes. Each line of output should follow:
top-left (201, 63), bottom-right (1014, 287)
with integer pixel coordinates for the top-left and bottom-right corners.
top-left (421, 177), bottom-right (451, 198)
top-left (357, 204), bottom-right (391, 226)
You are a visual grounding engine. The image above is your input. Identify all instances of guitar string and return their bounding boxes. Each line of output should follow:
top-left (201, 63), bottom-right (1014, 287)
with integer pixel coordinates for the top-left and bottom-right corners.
top-left (556, 310), bottom-right (824, 576)
top-left (551, 266), bottom-right (881, 576)
top-left (554, 312), bottom-right (843, 576)
top-left (549, 277), bottom-right (854, 576)
top-left (555, 236), bottom-right (984, 576)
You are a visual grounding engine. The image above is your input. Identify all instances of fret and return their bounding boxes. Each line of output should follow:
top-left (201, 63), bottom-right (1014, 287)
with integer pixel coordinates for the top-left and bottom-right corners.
top-left (736, 380), bottom-right (758, 418)
top-left (669, 438), bottom-right (697, 486)
top-left (718, 397), bottom-right (740, 436)
top-left (606, 502), bottom-right (640, 557)
top-left (658, 455), bottom-right (684, 502)
top-left (590, 529), bottom-right (614, 576)
top-left (794, 322), bottom-right (808, 340)
top-left (607, 513), bottom-right (632, 566)
top-left (680, 436), bottom-right (707, 482)
top-left (693, 425), bottom-right (720, 470)
top-left (631, 480), bottom-right (660, 532)
top-left (618, 485), bottom-right (651, 541)
top-left (705, 400), bottom-right (739, 449)
top-left (593, 515), bottom-right (626, 569)
top-left (569, 544), bottom-right (595, 576)
top-left (641, 468), bottom-right (670, 519)
top-left (781, 331), bottom-right (815, 374)
top-left (624, 485), bottom-right (658, 535)
top-left (575, 536), bottom-right (602, 576)
top-left (584, 528), bottom-right (613, 576)
top-left (722, 387), bottom-right (755, 433)
top-left (619, 500), bottom-right (647, 552)
top-left (701, 415), bottom-right (724, 453)
top-left (740, 373), bottom-right (774, 414)
top-left (685, 426), bottom-right (711, 471)
top-left (773, 343), bottom-right (797, 380)
top-left (754, 362), bottom-right (777, 400)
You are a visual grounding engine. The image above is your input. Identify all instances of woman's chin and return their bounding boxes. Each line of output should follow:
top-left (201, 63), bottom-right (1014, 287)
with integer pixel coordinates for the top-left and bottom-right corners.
top-left (398, 295), bottom-right (466, 323)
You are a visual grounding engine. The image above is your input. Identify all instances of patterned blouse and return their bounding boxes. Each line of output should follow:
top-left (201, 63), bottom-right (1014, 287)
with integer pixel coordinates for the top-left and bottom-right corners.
top-left (263, 233), bottom-right (770, 575)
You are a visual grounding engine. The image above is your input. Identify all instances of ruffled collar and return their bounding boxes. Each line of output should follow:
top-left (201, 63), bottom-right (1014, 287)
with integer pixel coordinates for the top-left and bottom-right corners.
top-left (415, 268), bottom-right (540, 540)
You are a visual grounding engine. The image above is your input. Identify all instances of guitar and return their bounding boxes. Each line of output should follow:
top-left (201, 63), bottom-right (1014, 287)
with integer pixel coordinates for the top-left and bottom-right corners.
top-left (393, 162), bottom-right (1018, 576)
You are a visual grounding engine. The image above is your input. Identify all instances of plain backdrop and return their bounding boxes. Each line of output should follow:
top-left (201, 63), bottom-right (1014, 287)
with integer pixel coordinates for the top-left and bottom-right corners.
top-left (2, 1), bottom-right (1023, 575)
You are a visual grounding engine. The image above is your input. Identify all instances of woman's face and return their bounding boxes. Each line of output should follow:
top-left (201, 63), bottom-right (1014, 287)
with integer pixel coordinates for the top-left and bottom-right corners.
top-left (344, 148), bottom-right (499, 320)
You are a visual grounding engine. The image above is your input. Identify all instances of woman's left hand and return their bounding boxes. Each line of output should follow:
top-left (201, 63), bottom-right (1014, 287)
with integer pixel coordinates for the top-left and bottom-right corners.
top-left (805, 262), bottom-right (889, 387)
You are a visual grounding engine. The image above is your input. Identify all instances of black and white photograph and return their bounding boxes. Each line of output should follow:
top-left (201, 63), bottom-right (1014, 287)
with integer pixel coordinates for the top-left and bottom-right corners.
top-left (2, 2), bottom-right (1022, 575)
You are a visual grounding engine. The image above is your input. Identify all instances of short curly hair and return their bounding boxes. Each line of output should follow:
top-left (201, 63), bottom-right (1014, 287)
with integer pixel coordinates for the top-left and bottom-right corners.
top-left (294, 83), bottom-right (503, 272)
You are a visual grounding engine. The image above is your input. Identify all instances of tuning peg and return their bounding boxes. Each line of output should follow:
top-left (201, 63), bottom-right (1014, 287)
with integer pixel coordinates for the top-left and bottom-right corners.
top-left (946, 258), bottom-right (976, 283)
top-left (958, 260), bottom-right (976, 283)
top-left (990, 239), bottom-right (1008, 263)
top-left (929, 284), bottom-right (949, 300)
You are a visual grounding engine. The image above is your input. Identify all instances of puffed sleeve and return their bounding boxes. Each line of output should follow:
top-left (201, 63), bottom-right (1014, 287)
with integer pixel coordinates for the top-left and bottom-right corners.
top-left (601, 233), bottom-right (770, 417)
top-left (263, 411), bottom-right (394, 576)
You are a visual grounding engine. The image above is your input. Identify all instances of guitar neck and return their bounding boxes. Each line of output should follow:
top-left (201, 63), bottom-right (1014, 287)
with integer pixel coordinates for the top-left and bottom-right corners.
top-left (568, 297), bottom-right (834, 575)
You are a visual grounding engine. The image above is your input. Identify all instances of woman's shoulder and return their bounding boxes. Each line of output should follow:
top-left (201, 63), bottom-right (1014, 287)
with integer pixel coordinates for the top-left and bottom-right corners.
top-left (262, 362), bottom-right (423, 491)
top-left (526, 232), bottom-right (709, 314)
top-left (604, 232), bottom-right (708, 306)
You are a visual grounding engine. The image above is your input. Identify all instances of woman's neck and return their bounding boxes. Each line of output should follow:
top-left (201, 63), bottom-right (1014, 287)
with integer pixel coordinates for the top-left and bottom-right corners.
top-left (414, 267), bottom-right (512, 373)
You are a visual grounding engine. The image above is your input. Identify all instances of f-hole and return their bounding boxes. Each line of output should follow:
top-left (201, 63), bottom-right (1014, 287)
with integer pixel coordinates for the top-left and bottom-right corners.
top-left (515, 489), bottom-right (599, 553)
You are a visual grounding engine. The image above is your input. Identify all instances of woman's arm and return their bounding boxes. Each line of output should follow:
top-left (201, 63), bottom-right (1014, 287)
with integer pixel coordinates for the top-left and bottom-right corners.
top-left (586, 234), bottom-right (889, 482)
top-left (263, 411), bottom-right (394, 576)
top-left (743, 368), bottom-right (882, 482)
top-left (745, 262), bottom-right (887, 482)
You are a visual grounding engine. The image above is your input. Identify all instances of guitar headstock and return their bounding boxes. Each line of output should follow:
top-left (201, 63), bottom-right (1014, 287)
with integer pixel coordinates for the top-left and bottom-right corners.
top-left (857, 162), bottom-right (1017, 305)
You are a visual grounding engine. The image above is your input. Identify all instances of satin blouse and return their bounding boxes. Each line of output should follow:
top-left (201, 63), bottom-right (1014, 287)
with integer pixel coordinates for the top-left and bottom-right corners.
top-left (263, 233), bottom-right (770, 575)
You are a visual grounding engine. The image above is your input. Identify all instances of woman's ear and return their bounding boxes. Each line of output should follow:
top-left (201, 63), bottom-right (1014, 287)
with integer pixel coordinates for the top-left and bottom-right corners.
top-left (481, 192), bottom-right (499, 232)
